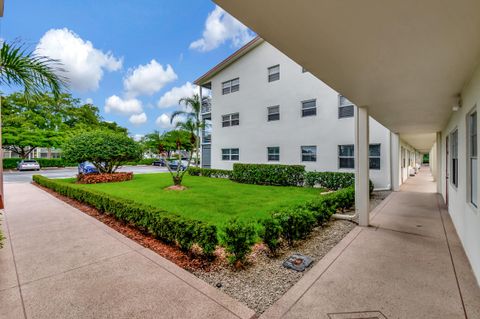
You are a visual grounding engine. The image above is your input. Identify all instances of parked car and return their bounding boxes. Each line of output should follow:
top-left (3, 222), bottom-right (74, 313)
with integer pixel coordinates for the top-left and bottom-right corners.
top-left (78, 161), bottom-right (99, 174)
top-left (152, 159), bottom-right (166, 167)
top-left (168, 160), bottom-right (187, 171)
top-left (17, 159), bottom-right (40, 171)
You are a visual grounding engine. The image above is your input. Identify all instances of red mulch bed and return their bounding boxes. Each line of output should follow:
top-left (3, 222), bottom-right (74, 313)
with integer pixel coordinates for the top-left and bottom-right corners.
top-left (33, 182), bottom-right (223, 272)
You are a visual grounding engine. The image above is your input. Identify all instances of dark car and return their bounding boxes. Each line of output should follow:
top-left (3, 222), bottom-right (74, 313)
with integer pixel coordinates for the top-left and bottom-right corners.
top-left (78, 161), bottom-right (99, 174)
top-left (152, 159), bottom-right (166, 167)
top-left (168, 160), bottom-right (187, 171)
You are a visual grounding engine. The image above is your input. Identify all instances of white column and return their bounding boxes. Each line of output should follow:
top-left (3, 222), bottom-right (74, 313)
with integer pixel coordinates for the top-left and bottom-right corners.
top-left (390, 132), bottom-right (400, 191)
top-left (436, 132), bottom-right (442, 194)
top-left (355, 106), bottom-right (370, 227)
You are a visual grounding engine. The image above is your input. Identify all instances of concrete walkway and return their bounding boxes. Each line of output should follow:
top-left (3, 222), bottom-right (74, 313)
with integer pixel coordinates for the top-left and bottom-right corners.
top-left (0, 183), bottom-right (255, 319)
top-left (261, 167), bottom-right (480, 319)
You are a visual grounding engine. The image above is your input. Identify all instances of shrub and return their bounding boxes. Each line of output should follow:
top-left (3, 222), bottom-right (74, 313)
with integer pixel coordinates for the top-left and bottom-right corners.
top-left (221, 219), bottom-right (256, 265)
top-left (272, 207), bottom-right (316, 246)
top-left (187, 167), bottom-right (232, 179)
top-left (304, 171), bottom-right (374, 194)
top-left (32, 175), bottom-right (218, 256)
top-left (123, 158), bottom-right (156, 166)
top-left (62, 130), bottom-right (142, 173)
top-left (77, 172), bottom-right (133, 184)
top-left (259, 217), bottom-right (282, 255)
top-left (232, 163), bottom-right (305, 186)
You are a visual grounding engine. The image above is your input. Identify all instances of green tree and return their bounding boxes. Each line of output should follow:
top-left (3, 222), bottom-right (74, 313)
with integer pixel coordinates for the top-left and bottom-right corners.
top-left (170, 94), bottom-right (209, 166)
top-left (62, 130), bottom-right (142, 174)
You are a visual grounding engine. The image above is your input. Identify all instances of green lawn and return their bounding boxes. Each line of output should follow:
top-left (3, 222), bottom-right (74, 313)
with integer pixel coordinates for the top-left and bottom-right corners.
top-left (60, 173), bottom-right (323, 227)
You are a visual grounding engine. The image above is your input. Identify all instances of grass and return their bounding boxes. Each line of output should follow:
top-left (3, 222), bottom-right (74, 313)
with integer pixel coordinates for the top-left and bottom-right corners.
top-left (59, 173), bottom-right (323, 227)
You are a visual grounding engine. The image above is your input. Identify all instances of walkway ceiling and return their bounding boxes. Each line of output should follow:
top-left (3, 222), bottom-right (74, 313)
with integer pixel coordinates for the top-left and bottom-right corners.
top-left (215, 0), bottom-right (480, 151)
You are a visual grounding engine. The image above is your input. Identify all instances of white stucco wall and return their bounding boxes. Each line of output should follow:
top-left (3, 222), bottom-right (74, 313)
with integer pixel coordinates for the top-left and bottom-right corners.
top-left (440, 62), bottom-right (480, 284)
top-left (206, 42), bottom-right (392, 189)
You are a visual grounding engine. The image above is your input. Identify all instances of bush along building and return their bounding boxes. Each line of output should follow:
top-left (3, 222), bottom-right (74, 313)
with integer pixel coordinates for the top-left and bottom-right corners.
top-left (195, 37), bottom-right (422, 190)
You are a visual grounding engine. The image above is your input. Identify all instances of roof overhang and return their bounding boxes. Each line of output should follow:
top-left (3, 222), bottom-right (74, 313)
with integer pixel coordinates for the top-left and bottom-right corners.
top-left (194, 36), bottom-right (263, 86)
top-left (215, 0), bottom-right (480, 152)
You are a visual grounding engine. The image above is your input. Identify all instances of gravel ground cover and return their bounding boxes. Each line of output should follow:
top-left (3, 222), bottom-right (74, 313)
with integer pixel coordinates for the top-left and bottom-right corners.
top-left (194, 190), bottom-right (392, 314)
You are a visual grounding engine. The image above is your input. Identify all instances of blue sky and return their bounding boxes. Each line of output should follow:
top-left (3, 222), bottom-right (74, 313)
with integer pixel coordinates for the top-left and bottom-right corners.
top-left (1, 0), bottom-right (255, 138)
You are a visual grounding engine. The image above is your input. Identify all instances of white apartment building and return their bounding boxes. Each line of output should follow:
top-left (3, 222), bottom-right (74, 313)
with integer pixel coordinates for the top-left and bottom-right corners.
top-left (195, 38), bottom-right (400, 190)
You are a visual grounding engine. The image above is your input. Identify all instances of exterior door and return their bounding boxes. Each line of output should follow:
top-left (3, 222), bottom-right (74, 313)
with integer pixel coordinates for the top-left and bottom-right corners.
top-left (445, 135), bottom-right (449, 206)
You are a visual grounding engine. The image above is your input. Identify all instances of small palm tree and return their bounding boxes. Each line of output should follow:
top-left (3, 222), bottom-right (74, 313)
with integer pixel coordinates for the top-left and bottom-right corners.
top-left (171, 94), bottom-right (209, 166)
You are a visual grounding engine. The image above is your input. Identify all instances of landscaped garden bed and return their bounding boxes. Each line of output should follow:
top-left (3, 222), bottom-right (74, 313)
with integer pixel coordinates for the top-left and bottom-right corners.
top-left (32, 164), bottom-right (389, 315)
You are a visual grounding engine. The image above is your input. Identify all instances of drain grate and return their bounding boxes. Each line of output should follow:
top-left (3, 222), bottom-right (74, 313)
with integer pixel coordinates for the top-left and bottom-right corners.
top-left (327, 311), bottom-right (387, 319)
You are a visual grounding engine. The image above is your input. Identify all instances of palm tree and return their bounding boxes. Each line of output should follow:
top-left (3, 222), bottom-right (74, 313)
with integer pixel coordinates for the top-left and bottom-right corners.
top-left (0, 41), bottom-right (65, 208)
top-left (171, 93), bottom-right (209, 166)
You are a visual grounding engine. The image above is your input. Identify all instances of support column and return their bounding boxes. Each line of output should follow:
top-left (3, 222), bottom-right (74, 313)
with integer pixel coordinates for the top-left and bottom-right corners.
top-left (390, 132), bottom-right (401, 191)
top-left (355, 106), bottom-right (370, 227)
top-left (436, 132), bottom-right (442, 194)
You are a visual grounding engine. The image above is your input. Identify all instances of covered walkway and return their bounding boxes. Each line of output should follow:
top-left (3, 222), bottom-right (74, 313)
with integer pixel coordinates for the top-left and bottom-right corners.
top-left (261, 167), bottom-right (480, 318)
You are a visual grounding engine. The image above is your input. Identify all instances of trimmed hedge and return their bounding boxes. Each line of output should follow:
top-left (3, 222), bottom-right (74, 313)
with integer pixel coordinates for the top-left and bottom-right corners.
top-left (260, 186), bottom-right (355, 252)
top-left (123, 158), bottom-right (156, 166)
top-left (304, 171), bottom-right (374, 194)
top-left (221, 219), bottom-right (256, 265)
top-left (32, 175), bottom-right (218, 256)
top-left (3, 158), bottom-right (77, 169)
top-left (187, 167), bottom-right (232, 179)
top-left (232, 163), bottom-right (305, 186)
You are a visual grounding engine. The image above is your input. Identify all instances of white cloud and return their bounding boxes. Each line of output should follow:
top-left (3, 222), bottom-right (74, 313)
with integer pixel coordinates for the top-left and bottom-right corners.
top-left (105, 95), bottom-right (143, 115)
top-left (85, 98), bottom-right (93, 104)
top-left (157, 82), bottom-right (198, 109)
top-left (129, 112), bottom-right (147, 125)
top-left (190, 6), bottom-right (255, 52)
top-left (36, 28), bottom-right (122, 92)
top-left (155, 113), bottom-right (185, 129)
top-left (132, 134), bottom-right (144, 141)
top-left (123, 59), bottom-right (177, 97)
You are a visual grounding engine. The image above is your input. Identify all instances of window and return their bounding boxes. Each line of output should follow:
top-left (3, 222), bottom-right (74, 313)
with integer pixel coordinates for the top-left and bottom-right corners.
top-left (369, 144), bottom-right (381, 170)
top-left (222, 148), bottom-right (239, 161)
top-left (468, 110), bottom-right (477, 206)
top-left (301, 146), bottom-right (317, 162)
top-left (338, 95), bottom-right (354, 118)
top-left (450, 129), bottom-right (459, 188)
top-left (339, 145), bottom-right (355, 169)
top-left (302, 99), bottom-right (317, 117)
top-left (268, 65), bottom-right (280, 82)
top-left (267, 147), bottom-right (280, 161)
top-left (222, 78), bottom-right (239, 95)
top-left (222, 113), bottom-right (239, 127)
top-left (267, 106), bottom-right (280, 121)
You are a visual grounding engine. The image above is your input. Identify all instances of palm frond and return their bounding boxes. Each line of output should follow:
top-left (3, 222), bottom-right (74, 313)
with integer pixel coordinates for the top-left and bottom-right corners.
top-left (0, 41), bottom-right (67, 99)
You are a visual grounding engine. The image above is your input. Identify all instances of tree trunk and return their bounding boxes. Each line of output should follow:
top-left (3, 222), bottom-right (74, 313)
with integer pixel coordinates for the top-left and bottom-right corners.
top-left (173, 175), bottom-right (182, 186)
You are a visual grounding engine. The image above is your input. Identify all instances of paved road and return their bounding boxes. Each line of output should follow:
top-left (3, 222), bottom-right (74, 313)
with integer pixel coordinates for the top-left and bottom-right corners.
top-left (4, 165), bottom-right (168, 183)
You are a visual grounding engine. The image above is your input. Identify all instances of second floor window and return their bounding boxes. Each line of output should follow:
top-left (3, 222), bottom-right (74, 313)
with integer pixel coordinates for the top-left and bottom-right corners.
top-left (222, 78), bottom-right (239, 95)
top-left (338, 95), bottom-right (354, 118)
top-left (222, 113), bottom-right (239, 127)
top-left (268, 65), bottom-right (280, 82)
top-left (267, 106), bottom-right (280, 121)
top-left (302, 99), bottom-right (317, 117)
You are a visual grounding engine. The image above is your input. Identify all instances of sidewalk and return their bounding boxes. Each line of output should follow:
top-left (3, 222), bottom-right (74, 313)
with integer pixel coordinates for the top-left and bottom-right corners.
top-left (261, 168), bottom-right (480, 319)
top-left (0, 182), bottom-right (255, 319)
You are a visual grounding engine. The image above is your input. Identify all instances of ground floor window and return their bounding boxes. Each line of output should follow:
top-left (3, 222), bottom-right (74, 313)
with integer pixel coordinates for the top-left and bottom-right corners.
top-left (369, 144), bottom-right (381, 170)
top-left (222, 148), bottom-right (239, 161)
top-left (267, 147), bottom-right (280, 161)
top-left (338, 145), bottom-right (354, 169)
top-left (301, 145), bottom-right (317, 162)
top-left (468, 110), bottom-right (477, 206)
